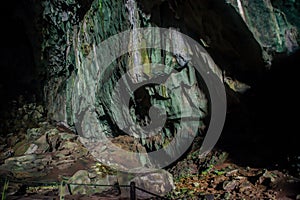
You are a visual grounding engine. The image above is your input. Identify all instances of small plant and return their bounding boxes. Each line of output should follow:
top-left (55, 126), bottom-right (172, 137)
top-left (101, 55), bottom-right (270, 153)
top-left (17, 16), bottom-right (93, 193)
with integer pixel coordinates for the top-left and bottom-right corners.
top-left (1, 179), bottom-right (9, 200)
top-left (201, 164), bottom-right (214, 175)
top-left (91, 162), bottom-right (117, 177)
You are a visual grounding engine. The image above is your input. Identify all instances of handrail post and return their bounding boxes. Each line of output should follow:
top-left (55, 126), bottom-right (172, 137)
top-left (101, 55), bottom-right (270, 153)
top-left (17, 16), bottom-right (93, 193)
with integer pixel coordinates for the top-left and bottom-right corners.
top-left (130, 181), bottom-right (136, 200)
top-left (59, 180), bottom-right (65, 200)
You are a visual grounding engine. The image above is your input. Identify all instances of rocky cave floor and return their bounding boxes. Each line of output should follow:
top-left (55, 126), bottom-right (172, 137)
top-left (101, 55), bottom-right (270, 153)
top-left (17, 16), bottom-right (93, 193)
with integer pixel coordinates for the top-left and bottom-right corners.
top-left (0, 97), bottom-right (299, 200)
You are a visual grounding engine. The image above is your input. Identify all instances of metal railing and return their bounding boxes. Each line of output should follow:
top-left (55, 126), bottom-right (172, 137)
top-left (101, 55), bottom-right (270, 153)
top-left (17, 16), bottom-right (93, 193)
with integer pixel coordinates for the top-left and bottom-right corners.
top-left (0, 178), bottom-right (169, 199)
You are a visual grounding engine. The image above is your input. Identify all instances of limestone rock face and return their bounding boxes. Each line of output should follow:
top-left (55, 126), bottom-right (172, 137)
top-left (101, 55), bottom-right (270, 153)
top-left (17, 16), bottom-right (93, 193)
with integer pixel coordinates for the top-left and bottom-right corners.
top-left (42, 0), bottom-right (209, 162)
top-left (41, 0), bottom-right (298, 173)
top-left (226, 0), bottom-right (299, 63)
top-left (43, 0), bottom-right (296, 142)
top-left (42, 0), bottom-right (130, 125)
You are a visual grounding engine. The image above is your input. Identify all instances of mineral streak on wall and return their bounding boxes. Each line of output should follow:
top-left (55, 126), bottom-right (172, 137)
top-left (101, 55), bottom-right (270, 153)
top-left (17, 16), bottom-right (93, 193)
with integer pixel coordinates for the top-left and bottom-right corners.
top-left (41, 0), bottom-right (208, 153)
top-left (42, 0), bottom-right (130, 124)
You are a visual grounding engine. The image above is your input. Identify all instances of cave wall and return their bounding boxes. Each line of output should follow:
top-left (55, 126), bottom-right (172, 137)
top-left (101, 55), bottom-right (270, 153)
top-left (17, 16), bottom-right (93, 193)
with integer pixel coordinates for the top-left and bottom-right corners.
top-left (3, 0), bottom-right (298, 127)
top-left (41, 0), bottom-right (299, 157)
top-left (226, 0), bottom-right (299, 64)
top-left (41, 0), bottom-right (300, 117)
top-left (42, 0), bottom-right (129, 123)
top-left (139, 0), bottom-right (299, 82)
top-left (41, 0), bottom-right (211, 157)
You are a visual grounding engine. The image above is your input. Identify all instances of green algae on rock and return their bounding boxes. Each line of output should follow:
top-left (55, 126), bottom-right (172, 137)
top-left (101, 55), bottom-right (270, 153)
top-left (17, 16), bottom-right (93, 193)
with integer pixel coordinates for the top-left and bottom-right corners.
top-left (226, 0), bottom-right (299, 64)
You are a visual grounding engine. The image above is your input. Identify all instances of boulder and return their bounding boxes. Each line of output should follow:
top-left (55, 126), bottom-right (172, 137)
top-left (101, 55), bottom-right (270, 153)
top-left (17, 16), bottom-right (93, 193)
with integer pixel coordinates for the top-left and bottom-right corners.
top-left (66, 170), bottom-right (118, 195)
top-left (1, 154), bottom-right (52, 179)
top-left (130, 169), bottom-right (175, 199)
top-left (80, 135), bottom-right (154, 172)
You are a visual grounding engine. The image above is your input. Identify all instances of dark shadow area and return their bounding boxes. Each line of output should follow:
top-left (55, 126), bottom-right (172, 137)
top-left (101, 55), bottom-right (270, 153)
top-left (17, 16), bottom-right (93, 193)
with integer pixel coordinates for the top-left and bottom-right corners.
top-left (0, 0), bottom-right (43, 116)
top-left (139, 0), bottom-right (299, 175)
top-left (217, 49), bottom-right (300, 173)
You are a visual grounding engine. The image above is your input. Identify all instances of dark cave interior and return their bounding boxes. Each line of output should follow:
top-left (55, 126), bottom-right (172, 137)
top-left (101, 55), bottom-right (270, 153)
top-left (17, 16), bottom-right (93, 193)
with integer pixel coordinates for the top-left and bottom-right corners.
top-left (0, 0), bottom-right (43, 110)
top-left (0, 0), bottom-right (299, 198)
